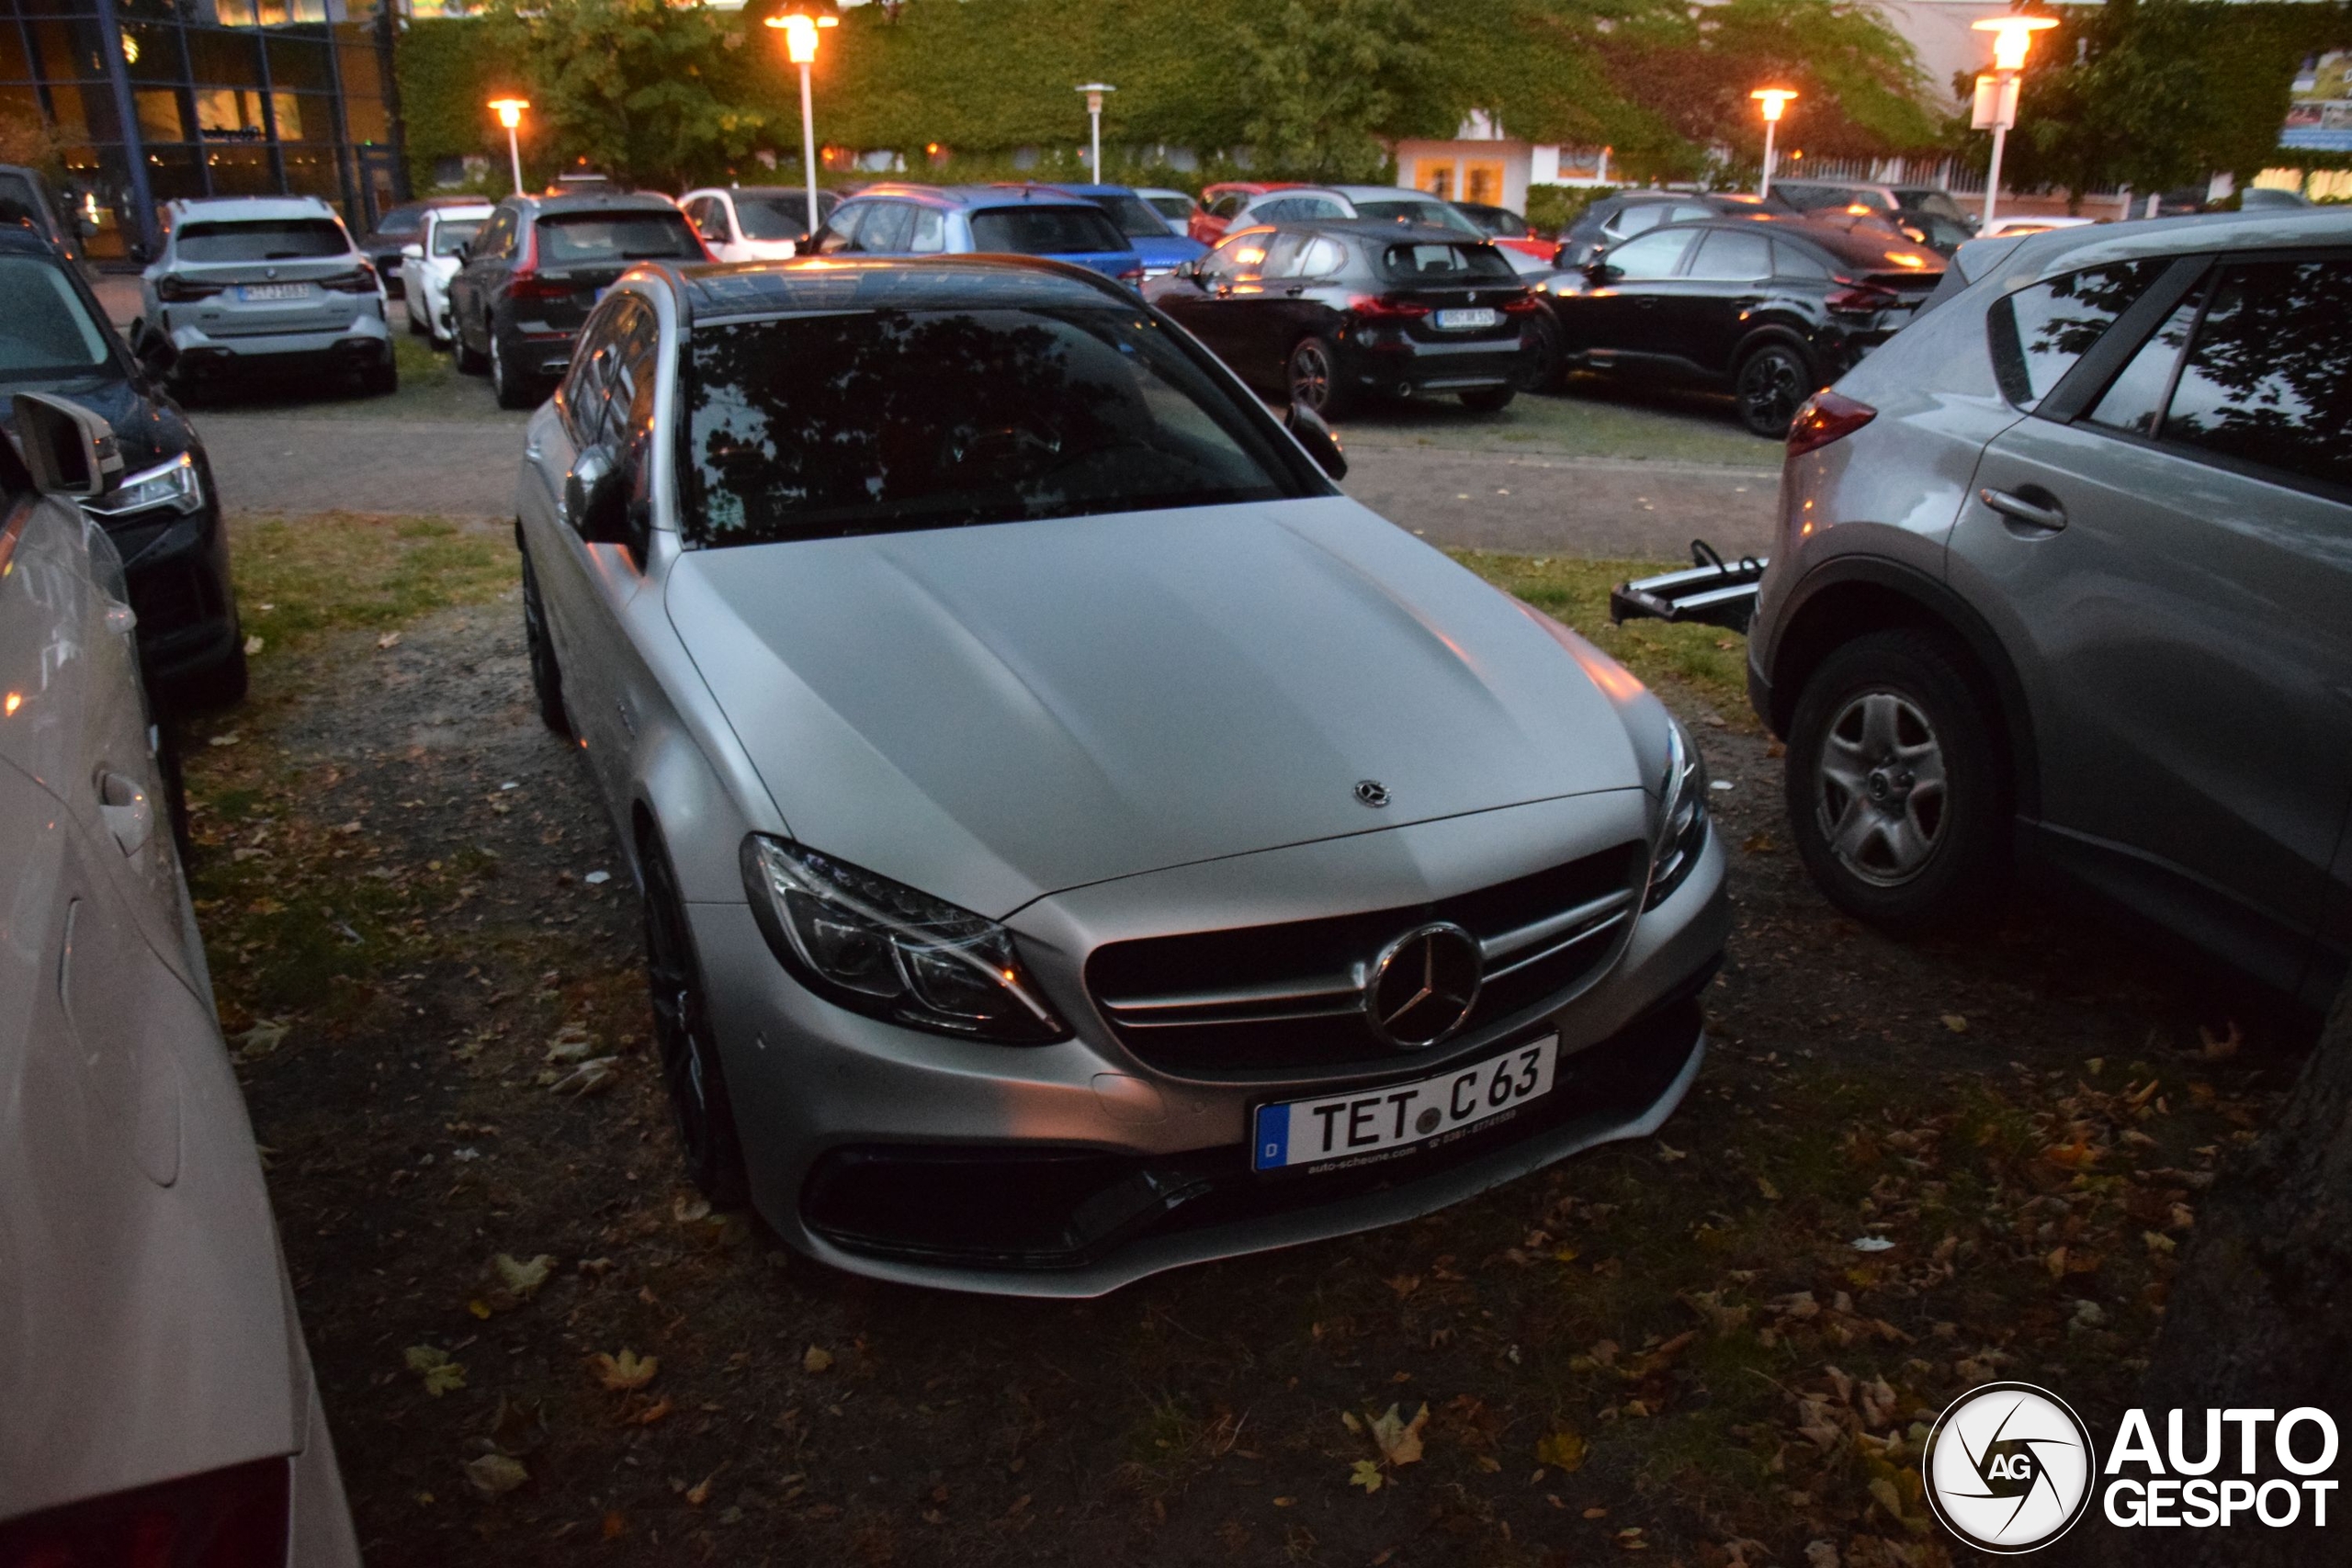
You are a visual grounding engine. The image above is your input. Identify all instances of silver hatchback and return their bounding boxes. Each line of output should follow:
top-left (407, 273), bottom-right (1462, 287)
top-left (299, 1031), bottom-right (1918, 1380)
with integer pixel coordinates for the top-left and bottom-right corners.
top-left (140, 196), bottom-right (395, 396)
top-left (1747, 209), bottom-right (2352, 1009)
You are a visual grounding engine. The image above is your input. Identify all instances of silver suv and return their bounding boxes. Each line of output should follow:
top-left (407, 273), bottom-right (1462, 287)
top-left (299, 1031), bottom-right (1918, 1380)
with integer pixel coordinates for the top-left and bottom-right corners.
top-left (140, 196), bottom-right (394, 396)
top-left (1746, 209), bottom-right (2351, 1010)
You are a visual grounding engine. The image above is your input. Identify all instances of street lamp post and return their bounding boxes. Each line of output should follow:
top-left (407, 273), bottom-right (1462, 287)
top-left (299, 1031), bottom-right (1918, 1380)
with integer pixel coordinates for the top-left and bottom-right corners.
top-left (488, 97), bottom-right (529, 197)
top-left (1076, 83), bottom-right (1115, 181)
top-left (765, 11), bottom-right (839, 238)
top-left (1749, 88), bottom-right (1797, 200)
top-left (1969, 15), bottom-right (2057, 229)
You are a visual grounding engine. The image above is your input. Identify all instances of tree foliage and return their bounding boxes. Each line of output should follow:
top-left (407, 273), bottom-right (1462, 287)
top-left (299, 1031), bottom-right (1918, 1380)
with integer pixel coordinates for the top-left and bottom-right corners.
top-left (1235, 0), bottom-right (1433, 180)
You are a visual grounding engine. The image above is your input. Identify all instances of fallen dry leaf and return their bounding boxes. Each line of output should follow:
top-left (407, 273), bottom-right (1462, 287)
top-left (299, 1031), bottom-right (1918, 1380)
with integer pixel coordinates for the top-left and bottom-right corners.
top-left (1940, 1014), bottom-right (1969, 1033)
top-left (377, 631), bottom-right (401, 649)
top-left (684, 1469), bottom-right (719, 1507)
top-left (589, 1348), bottom-right (658, 1390)
top-left (1367, 1403), bottom-right (1429, 1467)
top-left (463, 1453), bottom-right (527, 1497)
top-left (232, 1020), bottom-right (288, 1062)
top-left (493, 1252), bottom-right (555, 1299)
top-left (627, 1394), bottom-right (674, 1427)
top-left (803, 1345), bottom-right (834, 1374)
top-left (403, 1346), bottom-right (466, 1396)
top-left (1348, 1460), bottom-right (1385, 1494)
top-left (1534, 1430), bottom-right (1587, 1473)
top-left (548, 1057), bottom-right (619, 1097)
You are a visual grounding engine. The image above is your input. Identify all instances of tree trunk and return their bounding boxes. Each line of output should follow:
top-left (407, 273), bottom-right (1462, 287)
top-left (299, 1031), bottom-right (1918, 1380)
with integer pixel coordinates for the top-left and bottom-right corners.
top-left (2098, 981), bottom-right (2352, 1566)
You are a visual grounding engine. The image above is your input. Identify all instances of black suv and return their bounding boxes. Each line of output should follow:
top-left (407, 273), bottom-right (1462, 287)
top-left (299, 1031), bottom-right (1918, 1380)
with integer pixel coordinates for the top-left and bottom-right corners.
top-left (0, 222), bottom-right (242, 708)
top-left (1770, 180), bottom-right (1977, 254)
top-left (447, 192), bottom-right (705, 408)
top-left (1553, 190), bottom-right (1787, 270)
top-left (1144, 220), bottom-right (1537, 415)
top-left (1544, 214), bottom-right (1942, 435)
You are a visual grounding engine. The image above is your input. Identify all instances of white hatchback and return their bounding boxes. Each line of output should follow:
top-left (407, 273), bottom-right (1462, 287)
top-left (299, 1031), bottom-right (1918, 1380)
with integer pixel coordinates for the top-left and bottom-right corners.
top-left (397, 200), bottom-right (495, 346)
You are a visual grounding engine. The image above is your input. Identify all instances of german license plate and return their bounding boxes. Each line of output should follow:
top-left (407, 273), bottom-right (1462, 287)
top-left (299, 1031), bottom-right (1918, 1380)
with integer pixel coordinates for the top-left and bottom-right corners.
top-left (239, 282), bottom-right (310, 301)
top-left (1252, 1034), bottom-right (1557, 1173)
top-left (1435, 307), bottom-right (1498, 330)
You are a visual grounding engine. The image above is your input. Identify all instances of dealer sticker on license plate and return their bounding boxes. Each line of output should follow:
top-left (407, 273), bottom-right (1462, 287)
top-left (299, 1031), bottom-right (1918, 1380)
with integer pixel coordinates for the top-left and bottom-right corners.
top-left (240, 282), bottom-right (311, 301)
top-left (1252, 1034), bottom-right (1557, 1173)
top-left (1434, 307), bottom-right (1498, 331)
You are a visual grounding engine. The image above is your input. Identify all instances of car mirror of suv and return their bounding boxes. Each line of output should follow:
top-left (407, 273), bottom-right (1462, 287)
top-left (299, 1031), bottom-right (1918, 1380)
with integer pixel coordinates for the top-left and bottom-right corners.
top-left (1583, 259), bottom-right (1620, 284)
top-left (401, 242), bottom-right (424, 260)
top-left (1283, 400), bottom-right (1348, 481)
top-left (12, 391), bottom-right (124, 498)
top-left (565, 446), bottom-right (634, 546)
top-left (127, 317), bottom-right (179, 378)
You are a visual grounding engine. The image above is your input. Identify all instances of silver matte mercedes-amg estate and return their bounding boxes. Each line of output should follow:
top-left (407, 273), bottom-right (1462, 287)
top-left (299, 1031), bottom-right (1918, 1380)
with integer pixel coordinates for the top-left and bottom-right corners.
top-left (513, 256), bottom-right (1728, 1294)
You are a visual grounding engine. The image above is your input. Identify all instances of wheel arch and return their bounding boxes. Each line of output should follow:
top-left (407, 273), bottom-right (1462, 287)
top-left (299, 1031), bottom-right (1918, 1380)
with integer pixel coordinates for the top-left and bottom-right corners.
top-left (1766, 556), bottom-right (2040, 819)
top-left (1732, 322), bottom-right (1816, 381)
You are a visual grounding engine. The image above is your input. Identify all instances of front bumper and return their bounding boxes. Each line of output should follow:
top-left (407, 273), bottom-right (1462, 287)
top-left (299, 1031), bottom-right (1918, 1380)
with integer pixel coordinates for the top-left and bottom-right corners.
top-left (96, 493), bottom-right (240, 687)
top-left (691, 793), bottom-right (1729, 1295)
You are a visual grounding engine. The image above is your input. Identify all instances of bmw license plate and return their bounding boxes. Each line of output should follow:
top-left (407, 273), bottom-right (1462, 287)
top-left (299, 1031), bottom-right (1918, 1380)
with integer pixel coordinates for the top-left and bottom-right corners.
top-left (1251, 1034), bottom-right (1557, 1173)
top-left (1435, 307), bottom-right (1498, 331)
top-left (240, 282), bottom-right (310, 301)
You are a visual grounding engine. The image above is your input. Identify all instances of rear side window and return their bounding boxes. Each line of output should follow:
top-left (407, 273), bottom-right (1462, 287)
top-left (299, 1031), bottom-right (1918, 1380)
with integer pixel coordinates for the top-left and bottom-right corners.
top-left (1988, 260), bottom-right (2165, 408)
top-left (2160, 257), bottom-right (2352, 491)
top-left (1378, 243), bottom-right (1514, 282)
top-left (1687, 229), bottom-right (1772, 282)
top-left (175, 219), bottom-right (347, 261)
top-left (535, 210), bottom-right (700, 265)
top-left (1607, 204), bottom-right (1667, 239)
top-left (968, 205), bottom-right (1126, 255)
top-left (1773, 241), bottom-right (1831, 279)
top-left (736, 195), bottom-right (808, 242)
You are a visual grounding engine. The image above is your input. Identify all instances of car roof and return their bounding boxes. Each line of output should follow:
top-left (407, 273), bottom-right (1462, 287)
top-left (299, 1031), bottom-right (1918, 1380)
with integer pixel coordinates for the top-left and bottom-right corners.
top-left (696, 185), bottom-right (833, 200)
top-left (1670, 213), bottom-right (1943, 271)
top-left (1955, 207), bottom-right (2352, 292)
top-left (509, 190), bottom-right (682, 216)
top-left (659, 254), bottom-right (1138, 321)
top-left (169, 196), bottom-right (341, 225)
top-left (1046, 183), bottom-right (1136, 199)
top-left (842, 183), bottom-right (1110, 212)
top-left (1298, 219), bottom-right (1493, 243)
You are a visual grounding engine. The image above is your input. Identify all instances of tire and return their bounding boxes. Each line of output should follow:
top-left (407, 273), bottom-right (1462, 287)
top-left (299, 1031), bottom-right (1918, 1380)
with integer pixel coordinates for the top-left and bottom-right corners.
top-left (405, 299), bottom-right (426, 335)
top-left (1286, 336), bottom-right (1351, 419)
top-left (1459, 385), bottom-right (1517, 413)
top-left (1735, 342), bottom-right (1812, 437)
top-left (1782, 626), bottom-right (2007, 934)
top-left (520, 551), bottom-right (570, 736)
top-left (491, 331), bottom-right (535, 410)
top-left (455, 312), bottom-right (487, 374)
top-left (155, 720), bottom-right (191, 863)
top-left (361, 358), bottom-right (398, 396)
top-left (641, 834), bottom-right (750, 1206)
top-left (1513, 310), bottom-right (1565, 392)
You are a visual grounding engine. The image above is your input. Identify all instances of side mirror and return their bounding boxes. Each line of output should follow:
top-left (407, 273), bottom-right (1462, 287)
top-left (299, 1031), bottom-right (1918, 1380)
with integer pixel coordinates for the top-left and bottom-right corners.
top-left (13, 392), bottom-right (122, 498)
top-left (401, 242), bottom-right (424, 260)
top-left (564, 446), bottom-right (634, 545)
top-left (1284, 400), bottom-right (1347, 482)
top-left (1582, 259), bottom-right (1618, 284)
top-left (128, 317), bottom-right (179, 378)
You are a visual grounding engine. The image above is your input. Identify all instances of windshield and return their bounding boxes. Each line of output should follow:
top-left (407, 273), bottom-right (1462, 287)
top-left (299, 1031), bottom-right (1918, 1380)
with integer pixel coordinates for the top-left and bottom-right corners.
top-left (175, 218), bottom-right (348, 261)
top-left (536, 210), bottom-right (701, 265)
top-left (737, 195), bottom-right (820, 241)
top-left (431, 218), bottom-right (484, 256)
top-left (1088, 194), bottom-right (1174, 239)
top-left (968, 206), bottom-right (1128, 255)
top-left (1351, 199), bottom-right (1482, 236)
top-left (0, 257), bottom-right (113, 379)
top-left (685, 306), bottom-right (1310, 546)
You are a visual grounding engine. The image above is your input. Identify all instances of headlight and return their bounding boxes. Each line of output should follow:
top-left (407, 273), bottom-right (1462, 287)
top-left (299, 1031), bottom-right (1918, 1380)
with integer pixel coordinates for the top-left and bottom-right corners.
top-left (741, 836), bottom-right (1068, 1043)
top-left (1645, 717), bottom-right (1709, 908)
top-left (85, 450), bottom-right (203, 518)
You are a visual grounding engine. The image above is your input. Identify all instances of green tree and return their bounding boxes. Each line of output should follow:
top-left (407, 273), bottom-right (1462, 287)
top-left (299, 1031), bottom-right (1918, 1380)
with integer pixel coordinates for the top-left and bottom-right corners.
top-left (474, 0), bottom-right (772, 189)
top-left (1235, 0), bottom-right (1433, 181)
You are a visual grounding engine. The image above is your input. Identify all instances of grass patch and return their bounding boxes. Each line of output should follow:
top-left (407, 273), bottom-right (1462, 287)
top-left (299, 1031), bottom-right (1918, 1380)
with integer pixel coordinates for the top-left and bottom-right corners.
top-left (1344, 380), bottom-right (1777, 468)
top-left (231, 512), bottom-right (514, 654)
top-left (1455, 550), bottom-right (1752, 719)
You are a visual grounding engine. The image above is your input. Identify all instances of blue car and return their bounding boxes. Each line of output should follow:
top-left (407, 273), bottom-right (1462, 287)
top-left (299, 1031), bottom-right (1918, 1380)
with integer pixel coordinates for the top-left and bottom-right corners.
top-left (805, 184), bottom-right (1145, 287)
top-left (1047, 183), bottom-right (1208, 277)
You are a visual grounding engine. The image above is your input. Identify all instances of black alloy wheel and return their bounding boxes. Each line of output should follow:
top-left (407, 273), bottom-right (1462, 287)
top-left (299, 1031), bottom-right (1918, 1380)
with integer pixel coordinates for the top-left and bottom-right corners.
top-left (1287, 336), bottom-right (1351, 418)
top-left (642, 835), bottom-right (750, 1205)
top-left (1736, 343), bottom-right (1811, 437)
top-left (519, 551), bottom-right (570, 736)
top-left (490, 330), bottom-right (534, 410)
top-left (1512, 309), bottom-right (1565, 392)
top-left (1782, 627), bottom-right (2007, 933)
top-left (454, 306), bottom-right (488, 374)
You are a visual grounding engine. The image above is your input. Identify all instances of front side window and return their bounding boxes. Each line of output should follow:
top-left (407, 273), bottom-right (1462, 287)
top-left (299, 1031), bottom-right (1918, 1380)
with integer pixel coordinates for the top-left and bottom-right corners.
top-left (684, 305), bottom-right (1314, 546)
top-left (857, 201), bottom-right (917, 254)
top-left (431, 218), bottom-right (483, 257)
top-left (1200, 230), bottom-right (1271, 286)
top-left (535, 210), bottom-right (701, 265)
top-left (2160, 257), bottom-right (2352, 491)
top-left (967, 206), bottom-right (1127, 255)
top-left (0, 257), bottom-right (113, 378)
top-left (1601, 227), bottom-right (1695, 280)
top-left (175, 218), bottom-right (347, 261)
top-left (1989, 260), bottom-right (2166, 408)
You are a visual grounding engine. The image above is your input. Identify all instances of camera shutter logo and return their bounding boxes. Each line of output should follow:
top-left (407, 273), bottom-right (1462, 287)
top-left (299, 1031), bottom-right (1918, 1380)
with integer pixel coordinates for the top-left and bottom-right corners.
top-left (1921, 1382), bottom-right (2096, 1552)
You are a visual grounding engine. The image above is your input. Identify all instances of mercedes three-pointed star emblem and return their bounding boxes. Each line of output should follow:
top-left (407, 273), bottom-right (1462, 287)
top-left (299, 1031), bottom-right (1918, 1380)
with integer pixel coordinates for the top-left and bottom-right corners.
top-left (1363, 921), bottom-right (1483, 1050)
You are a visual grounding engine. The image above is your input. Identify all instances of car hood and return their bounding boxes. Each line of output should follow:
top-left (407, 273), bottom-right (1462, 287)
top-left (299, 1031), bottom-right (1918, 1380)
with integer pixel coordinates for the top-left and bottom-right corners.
top-left (666, 496), bottom-right (1647, 918)
top-left (0, 372), bottom-right (194, 476)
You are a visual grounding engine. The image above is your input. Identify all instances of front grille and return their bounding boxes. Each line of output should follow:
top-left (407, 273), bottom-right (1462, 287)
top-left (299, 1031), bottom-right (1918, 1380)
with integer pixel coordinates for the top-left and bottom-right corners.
top-left (1086, 842), bottom-right (1645, 1077)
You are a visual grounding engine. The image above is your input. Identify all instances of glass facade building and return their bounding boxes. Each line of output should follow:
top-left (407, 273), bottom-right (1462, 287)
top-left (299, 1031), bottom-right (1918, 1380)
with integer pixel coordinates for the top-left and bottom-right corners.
top-left (0, 0), bottom-right (406, 262)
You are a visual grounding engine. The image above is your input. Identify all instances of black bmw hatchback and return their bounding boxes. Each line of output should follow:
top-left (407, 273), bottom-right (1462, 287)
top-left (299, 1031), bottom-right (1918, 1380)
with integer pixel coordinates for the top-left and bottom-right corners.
top-left (1144, 220), bottom-right (1538, 416)
top-left (1541, 214), bottom-right (1943, 435)
top-left (0, 221), bottom-right (243, 709)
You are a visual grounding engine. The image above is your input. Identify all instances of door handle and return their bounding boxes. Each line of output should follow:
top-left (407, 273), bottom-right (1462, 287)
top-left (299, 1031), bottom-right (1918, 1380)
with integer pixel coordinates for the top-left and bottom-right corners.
top-left (1979, 486), bottom-right (2067, 533)
top-left (95, 769), bottom-right (153, 856)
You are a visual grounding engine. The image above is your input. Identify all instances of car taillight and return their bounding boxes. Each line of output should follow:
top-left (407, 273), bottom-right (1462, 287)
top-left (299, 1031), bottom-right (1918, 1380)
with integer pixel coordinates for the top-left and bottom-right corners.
top-left (319, 263), bottom-right (377, 293)
top-left (1825, 282), bottom-right (1898, 315)
top-left (506, 271), bottom-right (574, 303)
top-left (0, 1457), bottom-right (288, 1568)
top-left (1117, 264), bottom-right (1145, 286)
top-left (153, 275), bottom-right (223, 303)
top-left (1501, 291), bottom-right (1543, 314)
top-left (1786, 389), bottom-right (1876, 458)
top-left (1347, 295), bottom-right (1431, 321)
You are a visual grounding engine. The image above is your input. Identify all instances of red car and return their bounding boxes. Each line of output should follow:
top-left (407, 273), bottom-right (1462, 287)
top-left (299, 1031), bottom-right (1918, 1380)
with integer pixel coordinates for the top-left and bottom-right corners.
top-left (1455, 201), bottom-right (1555, 262)
top-left (1191, 181), bottom-right (1303, 245)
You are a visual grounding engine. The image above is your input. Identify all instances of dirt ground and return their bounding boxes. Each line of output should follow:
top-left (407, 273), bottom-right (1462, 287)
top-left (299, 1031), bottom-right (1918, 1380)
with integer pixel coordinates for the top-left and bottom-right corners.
top-left (185, 516), bottom-right (2309, 1568)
